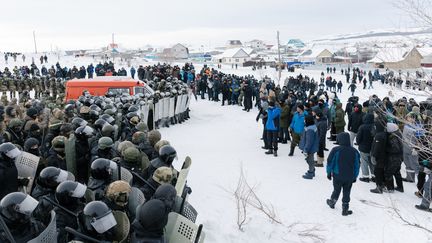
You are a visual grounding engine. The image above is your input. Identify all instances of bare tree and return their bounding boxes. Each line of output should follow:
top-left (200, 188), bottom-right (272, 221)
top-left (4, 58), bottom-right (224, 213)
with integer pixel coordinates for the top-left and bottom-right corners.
top-left (393, 0), bottom-right (432, 27)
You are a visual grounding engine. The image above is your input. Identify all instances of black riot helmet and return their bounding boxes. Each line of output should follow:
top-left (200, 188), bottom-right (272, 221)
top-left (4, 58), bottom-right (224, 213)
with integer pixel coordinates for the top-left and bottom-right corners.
top-left (0, 142), bottom-right (21, 162)
top-left (0, 192), bottom-right (39, 225)
top-left (94, 119), bottom-right (108, 131)
top-left (55, 181), bottom-right (87, 206)
top-left (82, 201), bottom-right (117, 234)
top-left (158, 145), bottom-right (177, 166)
top-left (38, 166), bottom-right (71, 189)
top-left (71, 117), bottom-right (88, 130)
top-left (90, 158), bottom-right (117, 180)
top-left (101, 114), bottom-right (115, 125)
top-left (75, 125), bottom-right (95, 139)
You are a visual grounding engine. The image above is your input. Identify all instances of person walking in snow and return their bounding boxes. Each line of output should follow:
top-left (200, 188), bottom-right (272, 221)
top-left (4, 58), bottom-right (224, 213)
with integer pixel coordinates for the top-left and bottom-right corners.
top-left (130, 66), bottom-right (136, 79)
top-left (299, 115), bottom-right (319, 179)
top-left (326, 132), bottom-right (360, 216)
top-left (348, 82), bottom-right (357, 97)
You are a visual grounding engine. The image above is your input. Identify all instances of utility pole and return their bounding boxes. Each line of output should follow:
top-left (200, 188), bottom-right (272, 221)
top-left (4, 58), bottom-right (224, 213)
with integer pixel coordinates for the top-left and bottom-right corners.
top-left (277, 31), bottom-right (282, 86)
top-left (33, 31), bottom-right (38, 54)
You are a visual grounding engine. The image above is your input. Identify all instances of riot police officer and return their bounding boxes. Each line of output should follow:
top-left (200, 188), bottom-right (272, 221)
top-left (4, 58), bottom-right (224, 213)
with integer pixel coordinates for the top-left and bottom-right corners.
top-left (0, 192), bottom-right (44, 242)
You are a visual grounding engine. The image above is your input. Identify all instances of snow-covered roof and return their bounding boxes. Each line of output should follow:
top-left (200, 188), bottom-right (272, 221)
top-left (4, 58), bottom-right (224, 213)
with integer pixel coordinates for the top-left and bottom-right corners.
top-left (367, 47), bottom-right (418, 63)
top-left (418, 47), bottom-right (432, 57)
top-left (298, 45), bottom-right (337, 58)
top-left (214, 48), bottom-right (250, 58)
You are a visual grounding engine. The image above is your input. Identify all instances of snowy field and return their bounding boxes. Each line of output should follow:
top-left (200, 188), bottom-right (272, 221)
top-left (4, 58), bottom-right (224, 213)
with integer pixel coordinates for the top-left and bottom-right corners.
top-left (2, 54), bottom-right (432, 242)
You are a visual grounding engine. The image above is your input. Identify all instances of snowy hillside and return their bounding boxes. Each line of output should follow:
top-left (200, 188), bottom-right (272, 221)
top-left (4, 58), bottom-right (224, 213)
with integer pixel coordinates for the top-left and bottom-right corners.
top-left (160, 67), bottom-right (432, 243)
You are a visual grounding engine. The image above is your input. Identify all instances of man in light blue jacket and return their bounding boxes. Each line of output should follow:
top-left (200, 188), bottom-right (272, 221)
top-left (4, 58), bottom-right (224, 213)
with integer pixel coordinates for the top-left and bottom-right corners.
top-left (299, 115), bottom-right (319, 179)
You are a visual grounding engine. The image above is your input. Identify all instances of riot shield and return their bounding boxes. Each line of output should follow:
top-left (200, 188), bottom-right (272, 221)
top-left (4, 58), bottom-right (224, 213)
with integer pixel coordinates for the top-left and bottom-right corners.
top-left (175, 95), bottom-right (183, 115)
top-left (28, 211), bottom-right (57, 243)
top-left (128, 187), bottom-right (145, 220)
top-left (169, 97), bottom-right (175, 119)
top-left (140, 103), bottom-right (150, 127)
top-left (112, 167), bottom-right (133, 185)
top-left (113, 124), bottom-right (119, 142)
top-left (154, 100), bottom-right (160, 122)
top-left (183, 94), bottom-right (188, 113)
top-left (165, 212), bottom-right (205, 243)
top-left (163, 97), bottom-right (169, 119)
top-left (15, 151), bottom-right (40, 194)
top-left (147, 101), bottom-right (155, 130)
top-left (185, 94), bottom-right (191, 111)
top-left (175, 156), bottom-right (192, 197)
top-left (65, 134), bottom-right (77, 176)
top-left (112, 210), bottom-right (130, 243)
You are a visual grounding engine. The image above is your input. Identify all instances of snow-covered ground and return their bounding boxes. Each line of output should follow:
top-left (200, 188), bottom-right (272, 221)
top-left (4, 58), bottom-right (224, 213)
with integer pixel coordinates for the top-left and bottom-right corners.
top-left (159, 68), bottom-right (432, 243)
top-left (2, 54), bottom-right (432, 242)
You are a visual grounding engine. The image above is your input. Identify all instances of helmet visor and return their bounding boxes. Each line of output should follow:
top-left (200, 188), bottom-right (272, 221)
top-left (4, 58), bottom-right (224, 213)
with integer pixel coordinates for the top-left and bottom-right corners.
top-left (83, 126), bottom-right (95, 136)
top-left (7, 147), bottom-right (21, 159)
top-left (71, 182), bottom-right (87, 198)
top-left (91, 211), bottom-right (117, 234)
top-left (55, 169), bottom-right (69, 183)
top-left (106, 116), bottom-right (115, 124)
top-left (80, 120), bottom-right (88, 127)
top-left (18, 195), bottom-right (38, 215)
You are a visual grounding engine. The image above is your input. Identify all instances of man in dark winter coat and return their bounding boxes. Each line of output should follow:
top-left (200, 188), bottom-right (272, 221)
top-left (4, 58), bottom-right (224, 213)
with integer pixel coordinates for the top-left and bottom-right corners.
top-left (326, 132), bottom-right (360, 216)
top-left (347, 104), bottom-right (363, 145)
top-left (356, 114), bottom-right (375, 182)
top-left (315, 111), bottom-right (327, 167)
top-left (370, 121), bottom-right (388, 193)
top-left (384, 123), bottom-right (404, 192)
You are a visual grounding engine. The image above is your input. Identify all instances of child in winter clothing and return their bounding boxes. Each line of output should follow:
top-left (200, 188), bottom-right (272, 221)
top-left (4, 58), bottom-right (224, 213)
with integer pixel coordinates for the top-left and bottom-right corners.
top-left (299, 115), bottom-right (319, 179)
top-left (415, 134), bottom-right (432, 211)
top-left (326, 132), bottom-right (360, 216)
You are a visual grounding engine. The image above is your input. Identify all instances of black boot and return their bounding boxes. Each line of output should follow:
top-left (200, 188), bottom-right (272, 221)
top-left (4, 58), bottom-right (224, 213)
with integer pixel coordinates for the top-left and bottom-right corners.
top-left (326, 199), bottom-right (336, 209)
top-left (370, 186), bottom-right (384, 194)
top-left (273, 150), bottom-right (278, 157)
top-left (265, 149), bottom-right (273, 155)
top-left (288, 146), bottom-right (295, 156)
top-left (342, 204), bottom-right (353, 216)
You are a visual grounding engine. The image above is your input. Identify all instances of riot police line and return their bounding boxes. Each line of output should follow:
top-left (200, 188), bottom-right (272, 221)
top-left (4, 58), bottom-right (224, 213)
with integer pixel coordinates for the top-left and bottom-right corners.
top-left (0, 88), bottom-right (203, 243)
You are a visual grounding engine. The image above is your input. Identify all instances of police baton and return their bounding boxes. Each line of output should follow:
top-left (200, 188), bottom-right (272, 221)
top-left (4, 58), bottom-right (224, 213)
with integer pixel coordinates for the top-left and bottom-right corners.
top-left (44, 197), bottom-right (79, 217)
top-left (0, 214), bottom-right (16, 243)
top-left (130, 171), bottom-right (157, 191)
top-left (65, 227), bottom-right (104, 243)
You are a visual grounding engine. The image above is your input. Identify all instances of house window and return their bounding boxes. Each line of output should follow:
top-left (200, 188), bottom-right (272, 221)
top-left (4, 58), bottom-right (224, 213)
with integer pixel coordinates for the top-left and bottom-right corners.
top-left (229, 59), bottom-right (231, 62)
top-left (244, 58), bottom-right (246, 61)
top-left (235, 59), bottom-right (239, 62)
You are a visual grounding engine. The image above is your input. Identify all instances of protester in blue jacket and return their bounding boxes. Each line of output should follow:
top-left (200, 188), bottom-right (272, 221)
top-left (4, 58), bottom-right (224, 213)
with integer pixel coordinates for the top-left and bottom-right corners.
top-left (299, 115), bottom-right (319, 179)
top-left (289, 104), bottom-right (308, 156)
top-left (130, 66), bottom-right (136, 79)
top-left (326, 132), bottom-right (360, 216)
top-left (265, 99), bottom-right (281, 157)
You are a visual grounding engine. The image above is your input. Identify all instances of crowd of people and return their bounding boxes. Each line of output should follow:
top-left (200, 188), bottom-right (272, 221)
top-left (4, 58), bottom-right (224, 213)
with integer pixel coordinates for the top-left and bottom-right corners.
top-left (0, 62), bottom-right (201, 242)
top-left (192, 65), bottom-right (432, 216)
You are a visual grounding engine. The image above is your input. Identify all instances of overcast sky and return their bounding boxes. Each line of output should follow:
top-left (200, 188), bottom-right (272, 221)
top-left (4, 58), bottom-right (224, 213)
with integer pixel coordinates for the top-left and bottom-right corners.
top-left (0, 0), bottom-right (413, 52)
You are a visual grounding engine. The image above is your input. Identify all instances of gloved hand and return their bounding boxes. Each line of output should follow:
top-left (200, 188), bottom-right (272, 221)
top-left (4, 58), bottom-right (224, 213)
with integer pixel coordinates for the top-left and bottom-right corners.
top-left (327, 174), bottom-right (332, 181)
top-left (18, 177), bottom-right (30, 187)
top-left (412, 149), bottom-right (418, 156)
